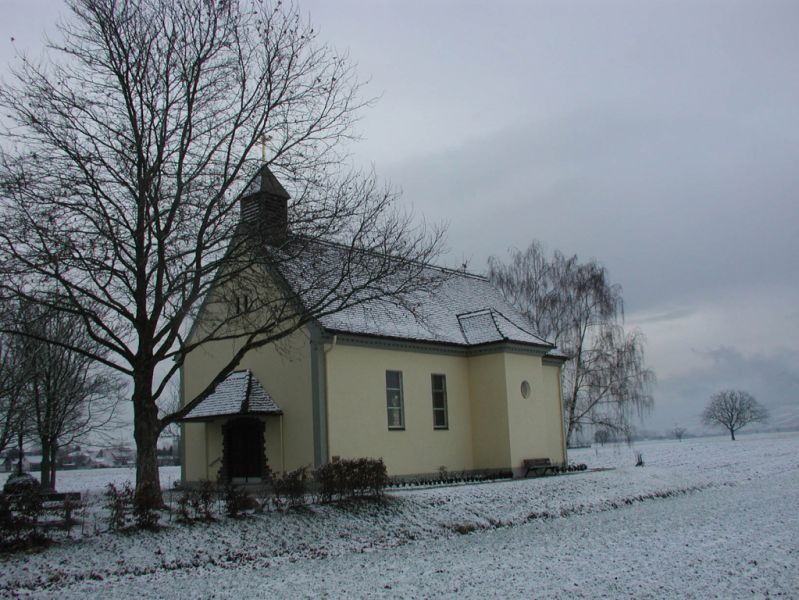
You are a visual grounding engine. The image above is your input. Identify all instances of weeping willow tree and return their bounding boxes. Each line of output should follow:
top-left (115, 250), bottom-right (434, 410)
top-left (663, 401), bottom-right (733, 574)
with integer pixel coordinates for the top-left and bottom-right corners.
top-left (489, 242), bottom-right (654, 445)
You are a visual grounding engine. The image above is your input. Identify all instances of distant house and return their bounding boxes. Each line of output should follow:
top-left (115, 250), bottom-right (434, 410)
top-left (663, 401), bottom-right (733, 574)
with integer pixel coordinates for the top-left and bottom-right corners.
top-left (1, 455), bottom-right (26, 473)
top-left (58, 451), bottom-right (95, 470)
top-left (1, 455), bottom-right (40, 474)
top-left (180, 166), bottom-right (568, 484)
top-left (96, 446), bottom-right (136, 467)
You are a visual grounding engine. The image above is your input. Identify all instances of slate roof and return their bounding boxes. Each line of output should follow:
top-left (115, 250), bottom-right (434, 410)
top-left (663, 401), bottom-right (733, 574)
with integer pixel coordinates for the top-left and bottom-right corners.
top-left (182, 370), bottom-right (282, 421)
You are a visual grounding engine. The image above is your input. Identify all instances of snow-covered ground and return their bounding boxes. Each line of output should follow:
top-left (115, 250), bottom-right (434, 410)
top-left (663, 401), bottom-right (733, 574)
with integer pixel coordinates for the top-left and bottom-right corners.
top-left (1, 432), bottom-right (797, 599)
top-left (0, 466), bottom-right (181, 496)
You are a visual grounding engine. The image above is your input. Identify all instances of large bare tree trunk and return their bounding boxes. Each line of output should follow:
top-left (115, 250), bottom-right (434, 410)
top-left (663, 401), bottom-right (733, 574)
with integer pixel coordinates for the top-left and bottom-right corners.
top-left (40, 439), bottom-right (53, 491)
top-left (133, 378), bottom-right (163, 506)
top-left (563, 346), bottom-right (583, 447)
top-left (565, 388), bottom-right (579, 447)
top-left (15, 429), bottom-right (24, 476)
top-left (49, 444), bottom-right (57, 491)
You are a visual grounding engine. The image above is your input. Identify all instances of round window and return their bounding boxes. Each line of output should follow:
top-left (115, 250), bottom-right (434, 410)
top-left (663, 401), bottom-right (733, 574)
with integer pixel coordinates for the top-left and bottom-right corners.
top-left (521, 380), bottom-right (531, 399)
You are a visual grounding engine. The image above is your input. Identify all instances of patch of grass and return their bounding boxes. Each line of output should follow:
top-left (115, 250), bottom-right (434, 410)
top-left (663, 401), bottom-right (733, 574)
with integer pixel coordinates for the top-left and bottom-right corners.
top-left (452, 522), bottom-right (479, 535)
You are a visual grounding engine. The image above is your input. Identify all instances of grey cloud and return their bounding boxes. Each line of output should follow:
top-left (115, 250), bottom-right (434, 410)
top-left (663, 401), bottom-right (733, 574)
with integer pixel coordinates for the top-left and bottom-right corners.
top-left (386, 108), bottom-right (798, 311)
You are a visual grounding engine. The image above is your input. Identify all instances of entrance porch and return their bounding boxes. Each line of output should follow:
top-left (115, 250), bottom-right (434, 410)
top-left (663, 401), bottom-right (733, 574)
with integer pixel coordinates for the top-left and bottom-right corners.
top-left (180, 370), bottom-right (283, 483)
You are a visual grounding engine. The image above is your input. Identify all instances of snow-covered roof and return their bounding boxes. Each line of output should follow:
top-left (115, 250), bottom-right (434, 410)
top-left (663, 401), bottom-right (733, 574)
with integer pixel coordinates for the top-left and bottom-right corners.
top-left (264, 238), bottom-right (554, 350)
top-left (182, 370), bottom-right (282, 421)
top-left (316, 269), bottom-right (553, 349)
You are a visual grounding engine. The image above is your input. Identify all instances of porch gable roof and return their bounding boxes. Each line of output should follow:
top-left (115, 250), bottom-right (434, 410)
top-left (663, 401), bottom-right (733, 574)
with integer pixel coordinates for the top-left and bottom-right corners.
top-left (181, 370), bottom-right (282, 422)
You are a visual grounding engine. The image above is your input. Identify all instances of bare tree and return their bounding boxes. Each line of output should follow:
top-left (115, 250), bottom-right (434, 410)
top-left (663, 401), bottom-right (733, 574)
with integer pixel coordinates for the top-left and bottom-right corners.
top-left (0, 333), bottom-right (28, 456)
top-left (14, 300), bottom-right (122, 490)
top-left (594, 429), bottom-right (610, 446)
top-left (0, 0), bottom-right (443, 504)
top-left (671, 426), bottom-right (687, 442)
top-left (488, 242), bottom-right (654, 446)
top-left (702, 390), bottom-right (768, 441)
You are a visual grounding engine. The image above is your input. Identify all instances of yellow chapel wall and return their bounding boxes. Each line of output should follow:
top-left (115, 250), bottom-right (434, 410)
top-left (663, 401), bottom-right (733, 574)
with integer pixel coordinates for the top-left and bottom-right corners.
top-left (504, 353), bottom-right (567, 472)
top-left (467, 352), bottom-right (512, 470)
top-left (323, 342), bottom-right (566, 477)
top-left (324, 343), bottom-right (475, 476)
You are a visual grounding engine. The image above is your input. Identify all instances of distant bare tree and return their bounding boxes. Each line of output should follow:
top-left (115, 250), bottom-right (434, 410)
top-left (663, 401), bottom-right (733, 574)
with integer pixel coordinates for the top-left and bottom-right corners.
top-left (702, 390), bottom-right (768, 441)
top-left (489, 242), bottom-right (654, 446)
top-left (594, 429), bottom-right (611, 446)
top-left (14, 300), bottom-right (122, 490)
top-left (671, 426), bottom-right (687, 442)
top-left (0, 0), bottom-right (443, 504)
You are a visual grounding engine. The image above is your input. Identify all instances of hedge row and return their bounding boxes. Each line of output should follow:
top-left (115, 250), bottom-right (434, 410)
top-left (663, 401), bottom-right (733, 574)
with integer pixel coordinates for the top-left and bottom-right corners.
top-left (314, 458), bottom-right (388, 502)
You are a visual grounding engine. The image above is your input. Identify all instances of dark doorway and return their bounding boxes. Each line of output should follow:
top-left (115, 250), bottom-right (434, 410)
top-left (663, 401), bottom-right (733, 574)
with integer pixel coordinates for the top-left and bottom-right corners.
top-left (223, 418), bottom-right (265, 482)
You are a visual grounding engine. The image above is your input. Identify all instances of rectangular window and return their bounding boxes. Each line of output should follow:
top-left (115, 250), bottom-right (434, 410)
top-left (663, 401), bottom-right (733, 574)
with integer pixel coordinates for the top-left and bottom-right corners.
top-left (386, 370), bottom-right (405, 430)
top-left (431, 374), bottom-right (448, 430)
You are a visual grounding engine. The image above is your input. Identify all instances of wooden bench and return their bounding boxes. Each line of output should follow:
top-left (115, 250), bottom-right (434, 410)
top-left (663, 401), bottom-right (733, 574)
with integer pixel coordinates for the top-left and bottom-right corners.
top-left (40, 491), bottom-right (82, 525)
top-left (522, 458), bottom-right (556, 477)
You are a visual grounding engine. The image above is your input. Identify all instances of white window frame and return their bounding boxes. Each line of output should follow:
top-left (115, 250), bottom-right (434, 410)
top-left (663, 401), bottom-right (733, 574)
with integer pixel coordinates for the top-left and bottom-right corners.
top-left (386, 370), bottom-right (405, 430)
top-left (431, 373), bottom-right (448, 430)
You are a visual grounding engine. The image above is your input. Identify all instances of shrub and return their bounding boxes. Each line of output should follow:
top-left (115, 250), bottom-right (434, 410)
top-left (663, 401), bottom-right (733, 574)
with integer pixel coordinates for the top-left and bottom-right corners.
top-left (105, 481), bottom-right (161, 531)
top-left (12, 488), bottom-right (44, 533)
top-left (177, 491), bottom-right (192, 522)
top-left (313, 458), bottom-right (388, 502)
top-left (104, 482), bottom-right (134, 531)
top-left (3, 473), bottom-right (41, 495)
top-left (224, 483), bottom-right (252, 518)
top-left (195, 480), bottom-right (217, 520)
top-left (452, 522), bottom-right (478, 535)
top-left (0, 493), bottom-right (11, 534)
top-left (313, 461), bottom-right (346, 502)
top-left (272, 467), bottom-right (307, 510)
top-left (0, 485), bottom-right (45, 549)
top-left (178, 480), bottom-right (217, 523)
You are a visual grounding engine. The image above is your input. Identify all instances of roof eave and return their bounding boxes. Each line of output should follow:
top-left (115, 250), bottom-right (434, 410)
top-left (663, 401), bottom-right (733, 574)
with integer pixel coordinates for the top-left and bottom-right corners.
top-left (179, 409), bottom-right (283, 423)
top-left (321, 328), bottom-right (556, 355)
top-left (542, 353), bottom-right (570, 365)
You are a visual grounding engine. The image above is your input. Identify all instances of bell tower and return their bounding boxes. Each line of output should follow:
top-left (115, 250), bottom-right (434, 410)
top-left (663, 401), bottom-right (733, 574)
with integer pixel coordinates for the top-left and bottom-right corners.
top-left (239, 164), bottom-right (290, 246)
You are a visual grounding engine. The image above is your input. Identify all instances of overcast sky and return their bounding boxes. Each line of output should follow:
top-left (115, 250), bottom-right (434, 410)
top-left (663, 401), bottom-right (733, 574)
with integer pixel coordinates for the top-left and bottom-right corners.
top-left (2, 0), bottom-right (797, 435)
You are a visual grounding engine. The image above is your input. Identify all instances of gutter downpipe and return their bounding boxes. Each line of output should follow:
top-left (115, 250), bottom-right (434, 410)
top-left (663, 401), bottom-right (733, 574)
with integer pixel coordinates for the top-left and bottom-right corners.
top-left (310, 327), bottom-right (334, 467)
top-left (280, 414), bottom-right (285, 473)
top-left (325, 335), bottom-right (338, 354)
top-left (320, 335), bottom-right (337, 464)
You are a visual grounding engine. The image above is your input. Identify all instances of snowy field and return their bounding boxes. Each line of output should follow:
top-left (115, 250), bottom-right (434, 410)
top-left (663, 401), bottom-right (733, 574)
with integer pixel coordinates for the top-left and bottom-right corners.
top-left (0, 466), bottom-right (181, 497)
top-left (1, 432), bottom-right (797, 598)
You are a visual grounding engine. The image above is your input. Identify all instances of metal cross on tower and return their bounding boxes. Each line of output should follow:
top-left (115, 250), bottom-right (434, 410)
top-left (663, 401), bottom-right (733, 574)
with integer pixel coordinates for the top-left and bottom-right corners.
top-left (259, 134), bottom-right (272, 163)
